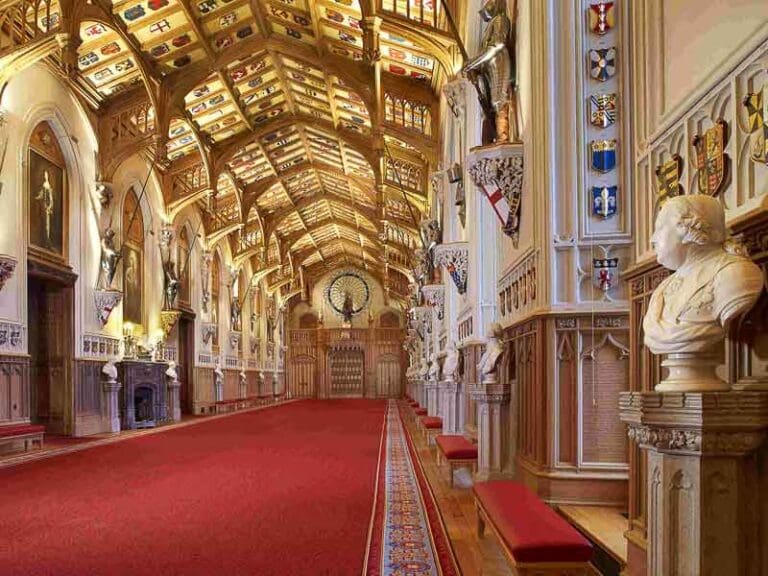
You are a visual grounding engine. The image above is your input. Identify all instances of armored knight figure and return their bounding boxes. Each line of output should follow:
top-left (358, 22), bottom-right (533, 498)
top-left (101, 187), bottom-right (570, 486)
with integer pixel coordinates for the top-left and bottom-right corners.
top-left (98, 229), bottom-right (120, 289)
top-left (643, 195), bottom-right (764, 391)
top-left (463, 0), bottom-right (518, 144)
top-left (231, 297), bottom-right (242, 331)
top-left (162, 260), bottom-right (180, 310)
top-left (477, 323), bottom-right (505, 378)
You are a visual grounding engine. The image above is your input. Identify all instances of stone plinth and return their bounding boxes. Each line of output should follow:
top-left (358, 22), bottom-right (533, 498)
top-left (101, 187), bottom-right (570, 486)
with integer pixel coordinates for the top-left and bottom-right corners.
top-left (471, 377), bottom-right (510, 480)
top-left (425, 379), bottom-right (439, 415)
top-left (439, 378), bottom-right (460, 433)
top-left (620, 391), bottom-right (768, 576)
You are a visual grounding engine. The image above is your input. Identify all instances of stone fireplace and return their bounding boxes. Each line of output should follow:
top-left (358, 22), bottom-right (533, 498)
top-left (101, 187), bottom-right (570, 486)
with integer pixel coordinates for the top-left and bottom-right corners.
top-left (118, 361), bottom-right (168, 430)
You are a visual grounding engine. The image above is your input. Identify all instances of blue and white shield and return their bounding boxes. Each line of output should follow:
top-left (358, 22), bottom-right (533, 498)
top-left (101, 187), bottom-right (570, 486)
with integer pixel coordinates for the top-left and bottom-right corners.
top-left (590, 140), bottom-right (617, 173)
top-left (592, 186), bottom-right (618, 218)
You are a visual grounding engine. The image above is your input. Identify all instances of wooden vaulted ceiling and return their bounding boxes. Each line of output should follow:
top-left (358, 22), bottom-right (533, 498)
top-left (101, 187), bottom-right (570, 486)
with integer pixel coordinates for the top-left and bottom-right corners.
top-left (38, 0), bottom-right (462, 301)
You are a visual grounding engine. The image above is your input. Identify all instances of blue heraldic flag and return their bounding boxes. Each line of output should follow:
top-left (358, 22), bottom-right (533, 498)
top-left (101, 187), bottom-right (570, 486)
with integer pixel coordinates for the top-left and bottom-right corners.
top-left (590, 140), bottom-right (617, 173)
top-left (592, 186), bottom-right (618, 218)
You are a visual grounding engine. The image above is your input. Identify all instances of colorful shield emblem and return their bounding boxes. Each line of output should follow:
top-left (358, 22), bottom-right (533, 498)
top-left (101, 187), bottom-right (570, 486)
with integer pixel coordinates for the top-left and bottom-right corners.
top-left (743, 84), bottom-right (768, 165)
top-left (692, 120), bottom-right (729, 196)
top-left (589, 47), bottom-right (616, 82)
top-left (590, 139), bottom-right (617, 172)
top-left (589, 1), bottom-right (615, 35)
top-left (589, 93), bottom-right (616, 128)
top-left (654, 155), bottom-right (684, 208)
top-left (592, 185), bottom-right (618, 218)
top-left (593, 258), bottom-right (619, 294)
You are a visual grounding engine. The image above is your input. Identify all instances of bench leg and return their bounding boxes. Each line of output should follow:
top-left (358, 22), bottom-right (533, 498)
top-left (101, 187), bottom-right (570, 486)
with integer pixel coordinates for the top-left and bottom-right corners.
top-left (449, 463), bottom-right (455, 488)
top-left (477, 505), bottom-right (486, 538)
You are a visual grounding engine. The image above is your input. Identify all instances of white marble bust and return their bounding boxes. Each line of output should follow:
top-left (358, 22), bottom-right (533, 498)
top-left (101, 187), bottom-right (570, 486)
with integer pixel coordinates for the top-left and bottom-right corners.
top-left (643, 195), bottom-right (764, 390)
top-left (478, 323), bottom-right (504, 378)
top-left (443, 342), bottom-right (459, 381)
top-left (428, 352), bottom-right (439, 380)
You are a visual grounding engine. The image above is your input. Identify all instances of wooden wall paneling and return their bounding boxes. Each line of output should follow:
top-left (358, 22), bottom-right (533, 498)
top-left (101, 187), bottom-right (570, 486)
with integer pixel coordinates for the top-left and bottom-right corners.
top-left (0, 355), bottom-right (30, 424)
top-left (193, 367), bottom-right (215, 414)
top-left (461, 343), bottom-right (480, 437)
top-left (223, 370), bottom-right (239, 400)
top-left (73, 359), bottom-right (107, 437)
top-left (247, 371), bottom-right (259, 397)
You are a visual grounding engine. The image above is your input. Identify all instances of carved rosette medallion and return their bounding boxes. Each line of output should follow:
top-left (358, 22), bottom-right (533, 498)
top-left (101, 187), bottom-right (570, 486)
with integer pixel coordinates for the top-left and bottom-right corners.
top-left (0, 254), bottom-right (18, 292)
top-left (160, 309), bottom-right (181, 338)
top-left (468, 144), bottom-right (525, 247)
top-left (421, 284), bottom-right (445, 320)
top-left (94, 289), bottom-right (123, 327)
top-left (434, 242), bottom-right (469, 295)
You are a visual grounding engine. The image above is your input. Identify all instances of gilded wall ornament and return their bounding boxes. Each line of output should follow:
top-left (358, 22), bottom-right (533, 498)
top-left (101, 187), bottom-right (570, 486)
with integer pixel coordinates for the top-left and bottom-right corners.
top-left (588, 47), bottom-right (616, 81)
top-left (654, 155), bottom-right (684, 208)
top-left (743, 85), bottom-right (767, 165)
top-left (589, 93), bottom-right (617, 128)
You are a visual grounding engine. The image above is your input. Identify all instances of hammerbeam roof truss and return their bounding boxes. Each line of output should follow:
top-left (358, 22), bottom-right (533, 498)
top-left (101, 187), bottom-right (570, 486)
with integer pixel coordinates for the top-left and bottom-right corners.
top-left (26, 0), bottom-right (461, 299)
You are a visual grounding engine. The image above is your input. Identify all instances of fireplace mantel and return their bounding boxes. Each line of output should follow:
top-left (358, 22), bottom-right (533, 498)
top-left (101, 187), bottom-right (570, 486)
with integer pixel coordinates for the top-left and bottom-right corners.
top-left (118, 361), bottom-right (169, 430)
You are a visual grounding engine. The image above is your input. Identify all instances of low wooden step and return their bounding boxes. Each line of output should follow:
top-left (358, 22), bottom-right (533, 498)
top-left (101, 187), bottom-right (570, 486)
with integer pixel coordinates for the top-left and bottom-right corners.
top-left (557, 504), bottom-right (628, 576)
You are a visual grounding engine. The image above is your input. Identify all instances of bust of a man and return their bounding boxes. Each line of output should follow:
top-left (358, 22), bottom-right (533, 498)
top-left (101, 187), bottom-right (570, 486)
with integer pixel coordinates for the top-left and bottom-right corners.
top-left (478, 323), bottom-right (505, 378)
top-left (643, 195), bottom-right (764, 389)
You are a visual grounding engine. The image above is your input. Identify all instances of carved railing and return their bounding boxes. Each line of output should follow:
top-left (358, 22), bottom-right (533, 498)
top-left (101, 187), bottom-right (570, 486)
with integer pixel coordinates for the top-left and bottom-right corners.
top-left (0, 0), bottom-right (60, 57)
top-left (171, 163), bottom-right (209, 203)
top-left (384, 92), bottom-right (432, 136)
top-left (379, 0), bottom-right (453, 32)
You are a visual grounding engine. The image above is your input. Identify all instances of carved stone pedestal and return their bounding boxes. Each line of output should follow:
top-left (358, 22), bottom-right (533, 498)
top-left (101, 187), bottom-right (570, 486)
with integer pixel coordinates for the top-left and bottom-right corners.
top-left (439, 378), bottom-right (460, 433)
top-left (472, 378), bottom-right (510, 480)
top-left (167, 377), bottom-right (181, 422)
top-left (620, 391), bottom-right (768, 576)
top-left (103, 378), bottom-right (122, 434)
top-left (425, 380), bottom-right (439, 416)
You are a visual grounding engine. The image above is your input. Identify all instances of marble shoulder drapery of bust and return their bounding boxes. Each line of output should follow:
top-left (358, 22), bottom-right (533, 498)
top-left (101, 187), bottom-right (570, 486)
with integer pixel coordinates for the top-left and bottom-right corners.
top-left (643, 195), bottom-right (764, 355)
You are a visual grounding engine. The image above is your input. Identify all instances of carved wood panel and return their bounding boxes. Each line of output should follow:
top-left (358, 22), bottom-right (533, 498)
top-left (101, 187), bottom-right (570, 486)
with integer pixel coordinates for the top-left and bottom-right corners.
top-left (0, 355), bottom-right (29, 424)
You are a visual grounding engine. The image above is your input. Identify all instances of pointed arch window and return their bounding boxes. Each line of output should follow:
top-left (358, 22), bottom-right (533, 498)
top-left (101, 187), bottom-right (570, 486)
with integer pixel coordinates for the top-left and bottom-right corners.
top-left (122, 188), bottom-right (144, 328)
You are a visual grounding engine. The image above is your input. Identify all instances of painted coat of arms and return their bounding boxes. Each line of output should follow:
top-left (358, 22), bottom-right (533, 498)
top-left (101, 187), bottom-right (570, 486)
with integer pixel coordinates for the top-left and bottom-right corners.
top-left (590, 139), bottom-right (617, 172)
top-left (588, 1), bottom-right (615, 35)
top-left (589, 93), bottom-right (617, 128)
top-left (692, 120), bottom-right (729, 196)
top-left (654, 155), bottom-right (683, 207)
top-left (592, 185), bottom-right (617, 218)
top-left (593, 258), bottom-right (619, 294)
top-left (588, 47), bottom-right (616, 82)
top-left (744, 84), bottom-right (768, 165)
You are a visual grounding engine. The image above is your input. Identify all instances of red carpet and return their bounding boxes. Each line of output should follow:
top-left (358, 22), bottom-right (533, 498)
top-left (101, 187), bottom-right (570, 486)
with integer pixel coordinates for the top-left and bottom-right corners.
top-left (0, 400), bottom-right (386, 576)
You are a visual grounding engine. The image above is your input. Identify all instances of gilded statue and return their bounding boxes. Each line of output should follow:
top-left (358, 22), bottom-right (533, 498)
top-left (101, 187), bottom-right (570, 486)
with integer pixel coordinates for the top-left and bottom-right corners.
top-left (643, 195), bottom-right (764, 391)
top-left (36, 170), bottom-right (55, 243)
top-left (464, 0), bottom-right (518, 144)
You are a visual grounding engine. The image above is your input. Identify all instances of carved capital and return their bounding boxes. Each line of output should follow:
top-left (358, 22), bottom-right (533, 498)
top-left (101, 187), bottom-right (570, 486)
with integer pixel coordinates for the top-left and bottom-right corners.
top-left (434, 242), bottom-right (469, 295)
top-left (0, 254), bottom-right (18, 292)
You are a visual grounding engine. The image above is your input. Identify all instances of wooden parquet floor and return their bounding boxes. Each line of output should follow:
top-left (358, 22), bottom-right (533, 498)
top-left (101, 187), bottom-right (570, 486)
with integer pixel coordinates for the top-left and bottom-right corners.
top-left (402, 410), bottom-right (513, 576)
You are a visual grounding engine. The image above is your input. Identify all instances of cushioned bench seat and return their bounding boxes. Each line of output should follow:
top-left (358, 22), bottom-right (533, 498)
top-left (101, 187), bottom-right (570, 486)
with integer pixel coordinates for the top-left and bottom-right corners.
top-left (414, 407), bottom-right (428, 416)
top-left (420, 416), bottom-right (443, 429)
top-left (435, 435), bottom-right (477, 487)
top-left (0, 424), bottom-right (45, 455)
top-left (474, 481), bottom-right (595, 574)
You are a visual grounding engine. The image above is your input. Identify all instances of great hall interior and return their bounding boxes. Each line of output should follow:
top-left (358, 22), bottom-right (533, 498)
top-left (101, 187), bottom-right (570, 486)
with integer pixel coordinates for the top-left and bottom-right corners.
top-left (0, 1), bottom-right (767, 575)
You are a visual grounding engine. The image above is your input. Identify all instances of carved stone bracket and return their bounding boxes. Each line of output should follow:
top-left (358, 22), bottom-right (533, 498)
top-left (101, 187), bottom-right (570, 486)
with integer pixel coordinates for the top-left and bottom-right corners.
top-left (159, 309), bottom-right (181, 338)
top-left (421, 284), bottom-right (445, 320)
top-left (202, 322), bottom-right (217, 345)
top-left (94, 289), bottom-right (123, 327)
top-left (0, 254), bottom-right (18, 292)
top-left (434, 242), bottom-right (469, 295)
top-left (468, 143), bottom-right (525, 247)
top-left (411, 306), bottom-right (433, 337)
top-left (442, 79), bottom-right (468, 119)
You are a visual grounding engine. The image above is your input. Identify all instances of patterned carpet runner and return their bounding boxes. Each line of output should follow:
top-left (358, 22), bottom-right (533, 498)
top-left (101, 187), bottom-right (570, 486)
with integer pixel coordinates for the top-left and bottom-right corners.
top-left (365, 400), bottom-right (460, 576)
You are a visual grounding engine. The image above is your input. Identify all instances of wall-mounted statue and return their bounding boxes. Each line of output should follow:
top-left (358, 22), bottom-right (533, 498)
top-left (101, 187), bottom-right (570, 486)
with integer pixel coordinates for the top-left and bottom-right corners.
top-left (464, 0), bottom-right (519, 145)
top-left (443, 342), bottom-right (460, 382)
top-left (98, 228), bottom-right (120, 290)
top-left (643, 195), bottom-right (764, 391)
top-left (162, 260), bottom-right (179, 311)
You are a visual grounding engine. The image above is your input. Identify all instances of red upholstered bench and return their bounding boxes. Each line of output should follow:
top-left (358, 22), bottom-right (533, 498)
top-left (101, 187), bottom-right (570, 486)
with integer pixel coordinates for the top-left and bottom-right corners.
top-left (474, 481), bottom-right (595, 575)
top-left (435, 435), bottom-right (478, 487)
top-left (414, 407), bottom-right (427, 416)
top-left (0, 424), bottom-right (45, 455)
top-left (419, 415), bottom-right (443, 444)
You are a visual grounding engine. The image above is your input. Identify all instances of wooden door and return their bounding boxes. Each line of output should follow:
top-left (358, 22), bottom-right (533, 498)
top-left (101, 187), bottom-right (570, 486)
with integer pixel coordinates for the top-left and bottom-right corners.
top-left (178, 317), bottom-right (195, 414)
top-left (327, 349), bottom-right (364, 397)
top-left (376, 355), bottom-right (401, 398)
top-left (28, 276), bottom-right (73, 435)
top-left (289, 355), bottom-right (316, 398)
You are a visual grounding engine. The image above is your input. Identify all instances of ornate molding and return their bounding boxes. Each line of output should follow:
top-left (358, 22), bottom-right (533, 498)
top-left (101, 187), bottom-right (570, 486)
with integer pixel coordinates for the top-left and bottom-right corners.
top-left (0, 321), bottom-right (23, 352)
top-left (421, 284), bottom-right (445, 320)
top-left (0, 254), bottom-right (18, 292)
top-left (468, 144), bottom-right (525, 247)
top-left (82, 334), bottom-right (121, 359)
top-left (434, 242), bottom-right (469, 295)
top-left (620, 391), bottom-right (768, 455)
top-left (498, 250), bottom-right (537, 321)
top-left (159, 309), bottom-right (181, 338)
top-left (93, 289), bottom-right (122, 327)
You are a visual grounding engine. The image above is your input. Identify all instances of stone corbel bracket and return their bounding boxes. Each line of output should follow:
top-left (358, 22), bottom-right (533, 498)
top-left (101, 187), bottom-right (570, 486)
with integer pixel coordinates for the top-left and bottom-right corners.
top-left (421, 284), bottom-right (445, 320)
top-left (620, 391), bottom-right (768, 455)
top-left (94, 289), bottom-right (123, 327)
top-left (229, 330), bottom-right (242, 351)
top-left (202, 322), bottom-right (217, 345)
top-left (434, 242), bottom-right (469, 295)
top-left (0, 254), bottom-right (18, 292)
top-left (468, 143), bottom-right (525, 248)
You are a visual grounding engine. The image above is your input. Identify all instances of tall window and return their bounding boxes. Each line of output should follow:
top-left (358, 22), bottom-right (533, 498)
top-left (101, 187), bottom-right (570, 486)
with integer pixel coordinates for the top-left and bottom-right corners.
top-left (211, 254), bottom-right (220, 348)
top-left (28, 121), bottom-right (67, 262)
top-left (177, 226), bottom-right (190, 306)
top-left (122, 189), bottom-right (144, 327)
